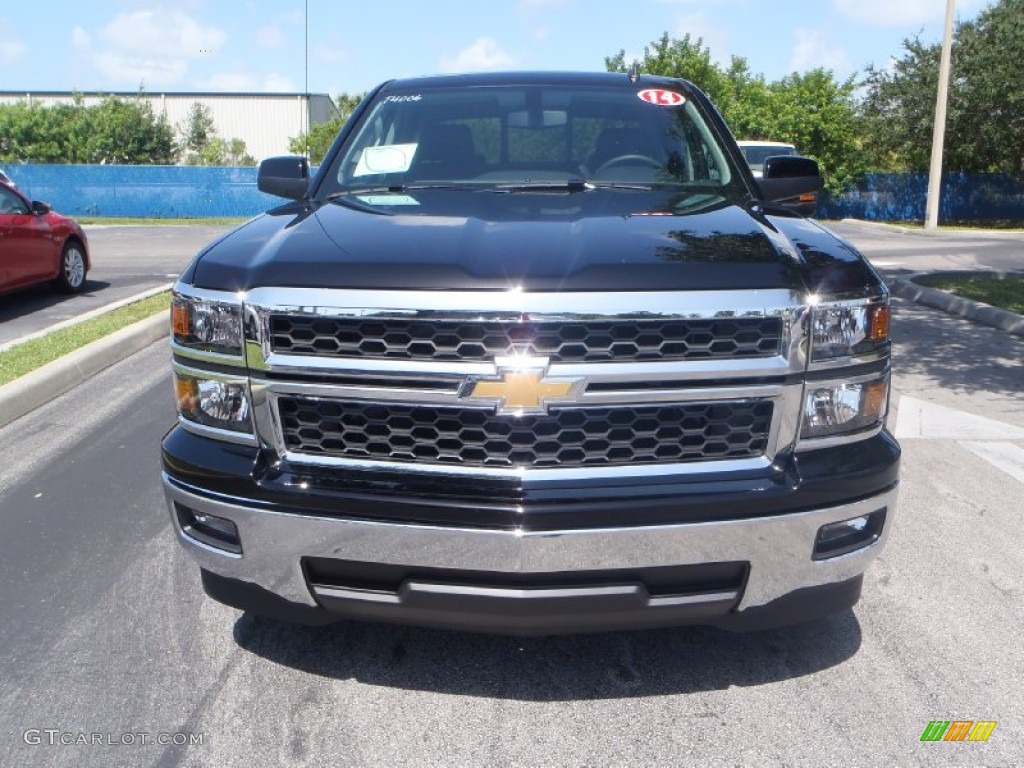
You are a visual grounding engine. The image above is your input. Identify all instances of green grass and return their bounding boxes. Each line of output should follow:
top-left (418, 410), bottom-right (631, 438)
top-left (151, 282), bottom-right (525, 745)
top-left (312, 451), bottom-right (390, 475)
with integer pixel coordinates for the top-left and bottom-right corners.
top-left (0, 292), bottom-right (170, 386)
top-left (940, 220), bottom-right (1024, 231)
top-left (77, 217), bottom-right (248, 226)
top-left (915, 274), bottom-right (1024, 314)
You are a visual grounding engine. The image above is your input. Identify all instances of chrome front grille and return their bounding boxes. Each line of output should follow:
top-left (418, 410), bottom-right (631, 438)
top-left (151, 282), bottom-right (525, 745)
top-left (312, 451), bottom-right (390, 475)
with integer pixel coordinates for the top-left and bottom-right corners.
top-left (268, 315), bottom-right (784, 363)
top-left (242, 288), bottom-right (808, 478)
top-left (277, 396), bottom-right (774, 469)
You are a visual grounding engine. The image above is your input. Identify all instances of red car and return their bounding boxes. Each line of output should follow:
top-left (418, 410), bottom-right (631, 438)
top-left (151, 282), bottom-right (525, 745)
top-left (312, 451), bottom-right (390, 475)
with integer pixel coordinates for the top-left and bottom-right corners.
top-left (0, 180), bottom-right (90, 295)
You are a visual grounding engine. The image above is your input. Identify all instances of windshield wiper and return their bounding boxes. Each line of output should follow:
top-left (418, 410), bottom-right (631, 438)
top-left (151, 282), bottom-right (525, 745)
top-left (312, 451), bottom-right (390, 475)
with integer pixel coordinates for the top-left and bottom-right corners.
top-left (327, 183), bottom-right (471, 198)
top-left (490, 178), bottom-right (592, 193)
top-left (587, 181), bottom-right (657, 191)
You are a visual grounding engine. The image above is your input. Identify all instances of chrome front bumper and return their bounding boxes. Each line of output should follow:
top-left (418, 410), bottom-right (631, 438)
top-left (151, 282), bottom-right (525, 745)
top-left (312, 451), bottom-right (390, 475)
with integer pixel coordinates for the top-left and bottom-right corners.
top-left (164, 473), bottom-right (897, 618)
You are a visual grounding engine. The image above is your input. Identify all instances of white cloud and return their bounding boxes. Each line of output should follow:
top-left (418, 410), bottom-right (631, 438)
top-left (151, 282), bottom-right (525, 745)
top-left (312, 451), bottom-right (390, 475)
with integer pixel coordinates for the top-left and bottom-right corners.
top-left (256, 25), bottom-right (285, 49)
top-left (71, 27), bottom-right (92, 49)
top-left (0, 19), bottom-right (27, 64)
top-left (788, 28), bottom-right (852, 75)
top-left (101, 10), bottom-right (224, 59)
top-left (90, 9), bottom-right (225, 86)
top-left (95, 51), bottom-right (189, 87)
top-left (834, 0), bottom-right (988, 27)
top-left (439, 38), bottom-right (517, 73)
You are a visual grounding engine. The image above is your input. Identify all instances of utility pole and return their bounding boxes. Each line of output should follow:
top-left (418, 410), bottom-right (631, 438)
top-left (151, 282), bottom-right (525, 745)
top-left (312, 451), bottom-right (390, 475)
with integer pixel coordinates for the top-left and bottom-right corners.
top-left (925, 0), bottom-right (956, 230)
top-left (305, 0), bottom-right (309, 106)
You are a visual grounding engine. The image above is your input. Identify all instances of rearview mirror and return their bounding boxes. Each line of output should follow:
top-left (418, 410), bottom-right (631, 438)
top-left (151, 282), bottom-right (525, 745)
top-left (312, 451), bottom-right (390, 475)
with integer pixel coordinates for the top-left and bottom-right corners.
top-left (258, 156), bottom-right (310, 200)
top-left (31, 200), bottom-right (51, 215)
top-left (757, 156), bottom-right (822, 216)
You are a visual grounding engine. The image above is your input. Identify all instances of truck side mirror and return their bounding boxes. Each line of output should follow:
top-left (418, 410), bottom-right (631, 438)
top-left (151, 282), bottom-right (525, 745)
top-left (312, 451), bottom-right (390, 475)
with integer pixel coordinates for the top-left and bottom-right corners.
top-left (757, 156), bottom-right (823, 215)
top-left (258, 156), bottom-right (310, 200)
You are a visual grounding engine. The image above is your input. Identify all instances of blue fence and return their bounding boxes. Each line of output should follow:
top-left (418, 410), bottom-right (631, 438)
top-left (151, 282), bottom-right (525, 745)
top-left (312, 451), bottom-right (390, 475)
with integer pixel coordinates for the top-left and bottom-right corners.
top-left (6, 164), bottom-right (280, 218)
top-left (819, 172), bottom-right (1024, 222)
top-left (4, 165), bottom-right (1023, 222)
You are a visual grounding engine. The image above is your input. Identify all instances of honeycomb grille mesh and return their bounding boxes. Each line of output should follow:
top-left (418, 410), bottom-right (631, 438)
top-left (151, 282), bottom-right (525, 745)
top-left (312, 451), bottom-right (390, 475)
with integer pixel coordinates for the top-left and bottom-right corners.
top-left (268, 316), bottom-right (783, 362)
top-left (278, 397), bottom-right (773, 468)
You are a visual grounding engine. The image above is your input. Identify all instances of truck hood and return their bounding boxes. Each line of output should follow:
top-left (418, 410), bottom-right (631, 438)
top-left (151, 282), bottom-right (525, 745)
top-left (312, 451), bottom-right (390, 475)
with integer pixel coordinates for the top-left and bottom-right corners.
top-left (188, 188), bottom-right (880, 296)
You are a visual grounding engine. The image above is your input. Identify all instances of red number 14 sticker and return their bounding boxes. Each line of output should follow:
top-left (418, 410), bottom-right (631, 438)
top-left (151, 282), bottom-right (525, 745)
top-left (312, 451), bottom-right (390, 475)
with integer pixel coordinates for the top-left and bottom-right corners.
top-left (637, 89), bottom-right (686, 106)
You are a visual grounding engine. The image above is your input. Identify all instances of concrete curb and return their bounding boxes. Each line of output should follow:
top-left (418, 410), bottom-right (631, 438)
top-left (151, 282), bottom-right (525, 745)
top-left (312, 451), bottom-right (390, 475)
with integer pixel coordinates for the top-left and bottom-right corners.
top-left (839, 219), bottom-right (917, 235)
top-left (839, 219), bottom-right (1024, 239)
top-left (890, 271), bottom-right (1024, 338)
top-left (0, 313), bottom-right (168, 429)
top-left (0, 282), bottom-right (173, 354)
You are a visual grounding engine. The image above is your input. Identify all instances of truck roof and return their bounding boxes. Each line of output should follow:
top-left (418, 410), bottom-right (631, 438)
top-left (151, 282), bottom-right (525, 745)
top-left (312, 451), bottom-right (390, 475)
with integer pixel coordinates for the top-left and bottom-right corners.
top-left (381, 70), bottom-right (697, 91)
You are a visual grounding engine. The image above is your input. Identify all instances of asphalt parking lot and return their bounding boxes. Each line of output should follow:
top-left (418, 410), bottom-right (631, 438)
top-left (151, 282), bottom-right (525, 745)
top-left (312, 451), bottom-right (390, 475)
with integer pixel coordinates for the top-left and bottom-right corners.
top-left (0, 223), bottom-right (1021, 766)
top-left (0, 224), bottom-right (234, 346)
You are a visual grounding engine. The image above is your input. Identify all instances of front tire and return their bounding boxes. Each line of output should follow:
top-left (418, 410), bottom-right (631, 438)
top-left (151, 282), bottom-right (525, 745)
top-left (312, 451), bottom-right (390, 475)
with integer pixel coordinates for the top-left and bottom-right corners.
top-left (54, 241), bottom-right (87, 293)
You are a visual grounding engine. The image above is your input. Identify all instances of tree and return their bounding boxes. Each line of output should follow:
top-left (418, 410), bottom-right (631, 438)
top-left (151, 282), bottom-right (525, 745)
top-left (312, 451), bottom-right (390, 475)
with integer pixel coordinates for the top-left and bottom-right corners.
top-left (606, 33), bottom-right (732, 109)
top-left (766, 70), bottom-right (866, 191)
top-left (717, 58), bottom-right (774, 140)
top-left (224, 138), bottom-right (256, 166)
top-left (180, 103), bottom-right (217, 157)
top-left (84, 95), bottom-right (177, 164)
top-left (177, 102), bottom-right (255, 166)
top-left (953, 0), bottom-right (1024, 175)
top-left (0, 94), bottom-right (175, 164)
top-left (860, 38), bottom-right (951, 172)
top-left (606, 33), bottom-right (864, 191)
top-left (289, 92), bottom-right (366, 164)
top-left (859, 0), bottom-right (1024, 175)
top-left (193, 136), bottom-right (256, 166)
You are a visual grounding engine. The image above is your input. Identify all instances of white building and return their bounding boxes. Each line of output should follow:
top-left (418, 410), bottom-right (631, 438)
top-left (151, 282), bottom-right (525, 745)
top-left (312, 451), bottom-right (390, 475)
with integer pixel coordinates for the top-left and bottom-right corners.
top-left (0, 90), bottom-right (341, 162)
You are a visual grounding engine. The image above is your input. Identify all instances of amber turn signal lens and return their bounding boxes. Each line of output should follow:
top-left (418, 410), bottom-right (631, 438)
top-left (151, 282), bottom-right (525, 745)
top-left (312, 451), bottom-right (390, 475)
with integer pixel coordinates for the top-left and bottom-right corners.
top-left (864, 378), bottom-right (888, 418)
top-left (867, 305), bottom-right (890, 342)
top-left (174, 374), bottom-right (197, 412)
top-left (171, 303), bottom-right (190, 337)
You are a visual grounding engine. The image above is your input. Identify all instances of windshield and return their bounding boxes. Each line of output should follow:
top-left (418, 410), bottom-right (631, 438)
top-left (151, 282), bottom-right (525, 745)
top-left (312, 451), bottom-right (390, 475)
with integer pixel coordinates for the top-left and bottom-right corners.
top-left (322, 83), bottom-right (745, 195)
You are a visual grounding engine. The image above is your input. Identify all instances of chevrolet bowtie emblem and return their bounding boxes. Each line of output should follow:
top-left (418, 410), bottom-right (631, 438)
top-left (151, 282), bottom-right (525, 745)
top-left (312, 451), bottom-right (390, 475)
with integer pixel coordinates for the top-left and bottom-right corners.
top-left (466, 359), bottom-right (583, 414)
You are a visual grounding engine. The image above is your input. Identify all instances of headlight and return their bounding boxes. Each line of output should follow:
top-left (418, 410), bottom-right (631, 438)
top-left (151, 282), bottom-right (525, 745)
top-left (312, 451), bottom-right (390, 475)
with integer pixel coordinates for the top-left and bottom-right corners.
top-left (172, 292), bottom-right (243, 356)
top-left (174, 371), bottom-right (252, 434)
top-left (801, 373), bottom-right (889, 439)
top-left (810, 299), bottom-right (889, 363)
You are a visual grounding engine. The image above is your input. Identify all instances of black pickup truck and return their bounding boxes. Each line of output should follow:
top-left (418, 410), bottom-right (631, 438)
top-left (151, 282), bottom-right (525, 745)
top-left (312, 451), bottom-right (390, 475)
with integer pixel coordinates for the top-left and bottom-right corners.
top-left (163, 71), bottom-right (899, 634)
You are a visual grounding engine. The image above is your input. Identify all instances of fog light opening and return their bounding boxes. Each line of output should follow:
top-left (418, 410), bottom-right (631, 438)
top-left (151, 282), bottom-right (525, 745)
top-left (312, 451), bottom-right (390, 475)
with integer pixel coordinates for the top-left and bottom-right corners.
top-left (175, 503), bottom-right (242, 554)
top-left (813, 508), bottom-right (886, 560)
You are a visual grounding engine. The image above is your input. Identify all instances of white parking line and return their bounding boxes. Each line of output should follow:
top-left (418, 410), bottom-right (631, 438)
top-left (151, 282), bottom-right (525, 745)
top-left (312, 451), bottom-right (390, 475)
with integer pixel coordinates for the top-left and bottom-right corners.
top-left (894, 396), bottom-right (1024, 440)
top-left (961, 442), bottom-right (1024, 485)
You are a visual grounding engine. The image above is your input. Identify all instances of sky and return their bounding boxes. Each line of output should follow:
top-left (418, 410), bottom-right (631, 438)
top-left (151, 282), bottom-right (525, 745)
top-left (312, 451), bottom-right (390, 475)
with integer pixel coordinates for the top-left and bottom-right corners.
top-left (0, 0), bottom-right (993, 98)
